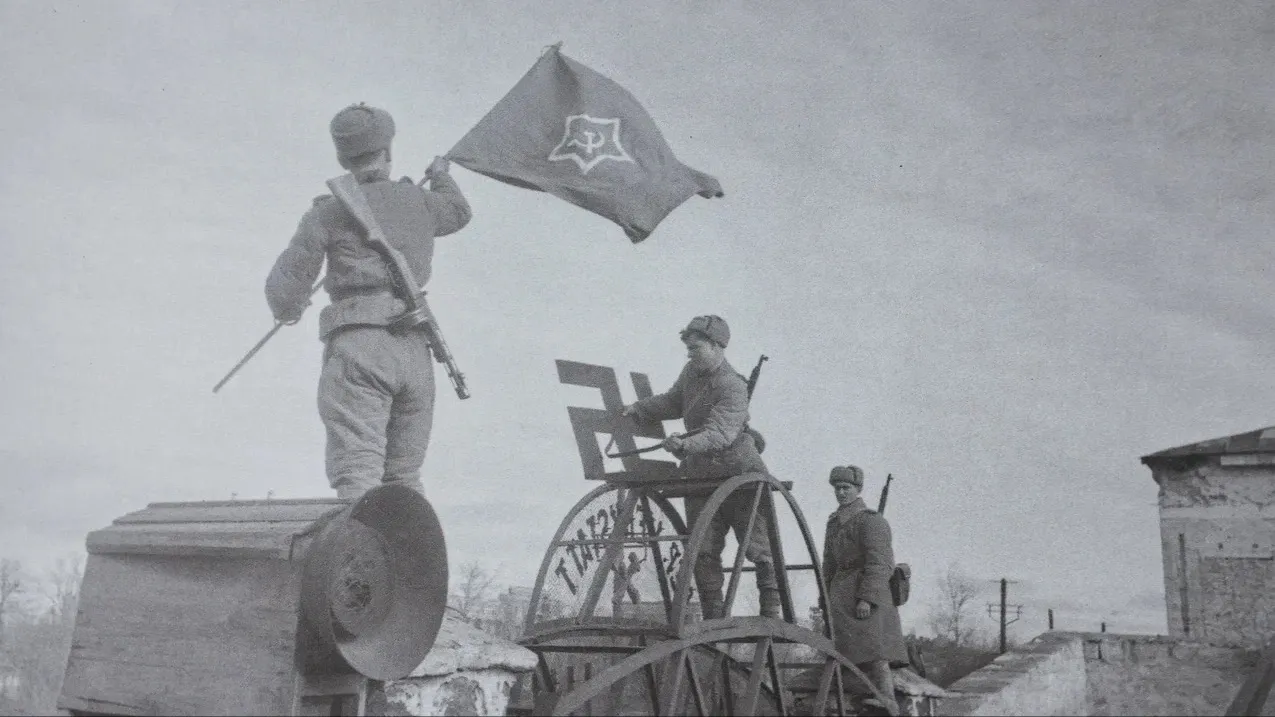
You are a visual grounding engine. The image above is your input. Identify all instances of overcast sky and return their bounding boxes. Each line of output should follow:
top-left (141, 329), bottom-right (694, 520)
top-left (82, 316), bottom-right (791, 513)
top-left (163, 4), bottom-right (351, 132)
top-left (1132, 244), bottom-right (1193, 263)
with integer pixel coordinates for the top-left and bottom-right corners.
top-left (2, 1), bottom-right (1271, 639)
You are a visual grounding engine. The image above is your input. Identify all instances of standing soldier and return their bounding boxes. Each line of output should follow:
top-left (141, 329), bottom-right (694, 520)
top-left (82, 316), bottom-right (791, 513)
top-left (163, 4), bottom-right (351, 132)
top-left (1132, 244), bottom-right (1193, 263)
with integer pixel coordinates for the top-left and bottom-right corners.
top-left (822, 465), bottom-right (909, 704)
top-left (620, 315), bottom-right (780, 619)
top-left (266, 103), bottom-right (472, 500)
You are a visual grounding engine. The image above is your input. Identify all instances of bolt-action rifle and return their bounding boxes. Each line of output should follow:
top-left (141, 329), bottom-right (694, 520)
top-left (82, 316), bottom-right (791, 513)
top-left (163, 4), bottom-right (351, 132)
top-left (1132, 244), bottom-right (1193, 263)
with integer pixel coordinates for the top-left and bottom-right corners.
top-left (746, 354), bottom-right (768, 399)
top-left (877, 473), bottom-right (894, 514)
top-left (326, 173), bottom-right (470, 400)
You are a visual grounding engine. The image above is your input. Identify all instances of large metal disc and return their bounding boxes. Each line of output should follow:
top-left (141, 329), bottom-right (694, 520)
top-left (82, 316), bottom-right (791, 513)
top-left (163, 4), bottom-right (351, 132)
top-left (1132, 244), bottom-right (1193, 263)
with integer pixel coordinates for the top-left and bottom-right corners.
top-left (301, 484), bottom-right (449, 680)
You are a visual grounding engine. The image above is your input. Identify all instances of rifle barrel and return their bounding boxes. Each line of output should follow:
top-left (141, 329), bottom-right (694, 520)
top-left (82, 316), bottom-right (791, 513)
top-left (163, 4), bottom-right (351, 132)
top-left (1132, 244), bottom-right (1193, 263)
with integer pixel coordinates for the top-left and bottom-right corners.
top-left (877, 473), bottom-right (894, 514)
top-left (746, 354), bottom-right (769, 399)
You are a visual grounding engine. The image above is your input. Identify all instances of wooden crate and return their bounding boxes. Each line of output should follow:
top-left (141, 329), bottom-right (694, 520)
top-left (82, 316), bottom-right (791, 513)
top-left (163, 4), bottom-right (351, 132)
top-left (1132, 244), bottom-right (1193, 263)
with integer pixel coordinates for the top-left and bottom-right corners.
top-left (58, 498), bottom-right (368, 716)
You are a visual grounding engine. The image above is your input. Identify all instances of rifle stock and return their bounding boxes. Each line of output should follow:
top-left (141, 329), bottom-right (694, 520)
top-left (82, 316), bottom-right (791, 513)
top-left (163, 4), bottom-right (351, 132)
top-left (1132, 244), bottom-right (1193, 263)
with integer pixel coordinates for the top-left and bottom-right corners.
top-left (327, 174), bottom-right (470, 400)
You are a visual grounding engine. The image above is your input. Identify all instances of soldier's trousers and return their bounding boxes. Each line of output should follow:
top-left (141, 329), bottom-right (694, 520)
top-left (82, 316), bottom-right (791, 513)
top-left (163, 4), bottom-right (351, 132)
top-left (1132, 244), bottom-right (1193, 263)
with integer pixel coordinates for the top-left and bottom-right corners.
top-left (318, 326), bottom-right (435, 500)
top-left (684, 483), bottom-right (778, 602)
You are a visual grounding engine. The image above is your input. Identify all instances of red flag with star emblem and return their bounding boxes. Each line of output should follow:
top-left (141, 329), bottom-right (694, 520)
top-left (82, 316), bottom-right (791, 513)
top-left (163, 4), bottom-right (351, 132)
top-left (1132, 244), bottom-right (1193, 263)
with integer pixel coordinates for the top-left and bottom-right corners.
top-left (445, 44), bottom-right (723, 243)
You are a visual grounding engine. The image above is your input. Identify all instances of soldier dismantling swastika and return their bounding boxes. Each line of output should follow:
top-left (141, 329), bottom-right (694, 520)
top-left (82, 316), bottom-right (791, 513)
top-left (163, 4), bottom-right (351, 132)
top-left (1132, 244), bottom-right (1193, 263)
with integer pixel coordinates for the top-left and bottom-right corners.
top-left (620, 315), bottom-right (781, 619)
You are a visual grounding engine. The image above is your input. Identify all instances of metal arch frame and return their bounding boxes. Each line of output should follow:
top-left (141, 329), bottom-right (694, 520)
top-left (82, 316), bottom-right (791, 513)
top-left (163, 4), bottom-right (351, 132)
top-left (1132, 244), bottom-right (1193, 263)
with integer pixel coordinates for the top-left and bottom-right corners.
top-left (667, 473), bottom-right (838, 642)
top-left (521, 622), bottom-right (770, 716)
top-left (525, 483), bottom-right (614, 633)
top-left (524, 483), bottom-right (690, 633)
top-left (518, 473), bottom-right (893, 716)
top-left (547, 620), bottom-right (899, 717)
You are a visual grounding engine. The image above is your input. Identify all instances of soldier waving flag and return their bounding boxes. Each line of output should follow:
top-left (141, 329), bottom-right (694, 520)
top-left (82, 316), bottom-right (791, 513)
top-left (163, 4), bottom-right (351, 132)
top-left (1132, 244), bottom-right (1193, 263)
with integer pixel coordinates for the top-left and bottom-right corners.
top-left (446, 43), bottom-right (724, 243)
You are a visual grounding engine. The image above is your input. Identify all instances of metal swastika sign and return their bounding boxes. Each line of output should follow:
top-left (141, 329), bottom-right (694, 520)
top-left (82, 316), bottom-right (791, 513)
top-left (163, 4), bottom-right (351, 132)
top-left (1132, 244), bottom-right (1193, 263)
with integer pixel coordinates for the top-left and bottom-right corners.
top-left (556, 359), bottom-right (681, 482)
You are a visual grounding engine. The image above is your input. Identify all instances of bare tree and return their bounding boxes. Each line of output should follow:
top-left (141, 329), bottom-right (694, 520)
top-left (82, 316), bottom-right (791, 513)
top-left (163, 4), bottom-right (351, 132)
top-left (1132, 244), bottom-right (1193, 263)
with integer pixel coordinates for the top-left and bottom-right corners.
top-left (0, 559), bottom-right (22, 639)
top-left (2, 555), bottom-right (82, 713)
top-left (927, 563), bottom-right (982, 647)
top-left (448, 561), bottom-right (496, 622)
top-left (44, 555), bottom-right (82, 626)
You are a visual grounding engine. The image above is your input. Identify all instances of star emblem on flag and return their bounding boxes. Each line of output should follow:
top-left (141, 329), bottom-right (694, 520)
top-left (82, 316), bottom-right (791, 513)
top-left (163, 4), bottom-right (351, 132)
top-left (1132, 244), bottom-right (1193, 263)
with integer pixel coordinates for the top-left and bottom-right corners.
top-left (548, 114), bottom-right (635, 175)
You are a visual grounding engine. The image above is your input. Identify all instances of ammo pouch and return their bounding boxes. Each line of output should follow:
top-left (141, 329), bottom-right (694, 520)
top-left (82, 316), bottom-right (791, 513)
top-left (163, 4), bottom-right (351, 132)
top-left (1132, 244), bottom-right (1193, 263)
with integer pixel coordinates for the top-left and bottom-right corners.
top-left (890, 563), bottom-right (911, 607)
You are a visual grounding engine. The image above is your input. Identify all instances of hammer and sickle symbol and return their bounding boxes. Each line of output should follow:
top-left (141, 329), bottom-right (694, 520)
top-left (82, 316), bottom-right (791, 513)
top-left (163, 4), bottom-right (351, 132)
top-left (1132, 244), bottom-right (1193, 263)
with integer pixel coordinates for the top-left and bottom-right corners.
top-left (568, 130), bottom-right (606, 155)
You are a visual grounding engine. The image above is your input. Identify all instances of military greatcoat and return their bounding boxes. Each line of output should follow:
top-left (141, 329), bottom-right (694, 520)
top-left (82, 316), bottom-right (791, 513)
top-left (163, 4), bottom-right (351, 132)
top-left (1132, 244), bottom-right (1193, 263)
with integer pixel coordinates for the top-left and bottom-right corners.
top-left (822, 498), bottom-right (909, 666)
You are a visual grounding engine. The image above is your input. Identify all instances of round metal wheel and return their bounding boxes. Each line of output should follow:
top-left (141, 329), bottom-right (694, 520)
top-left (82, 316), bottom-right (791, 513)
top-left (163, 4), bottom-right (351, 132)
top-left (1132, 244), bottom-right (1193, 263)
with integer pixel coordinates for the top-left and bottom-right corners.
top-left (518, 474), bottom-right (898, 716)
top-left (523, 482), bottom-right (692, 626)
top-left (520, 620), bottom-right (895, 716)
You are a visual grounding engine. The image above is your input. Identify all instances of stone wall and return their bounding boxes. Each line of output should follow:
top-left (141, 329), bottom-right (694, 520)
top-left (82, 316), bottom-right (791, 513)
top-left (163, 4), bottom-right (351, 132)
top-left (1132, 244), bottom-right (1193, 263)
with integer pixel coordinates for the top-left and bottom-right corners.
top-left (938, 632), bottom-right (1088, 716)
top-left (1081, 633), bottom-right (1256, 716)
top-left (936, 632), bottom-right (1261, 717)
top-left (1150, 458), bottom-right (1275, 647)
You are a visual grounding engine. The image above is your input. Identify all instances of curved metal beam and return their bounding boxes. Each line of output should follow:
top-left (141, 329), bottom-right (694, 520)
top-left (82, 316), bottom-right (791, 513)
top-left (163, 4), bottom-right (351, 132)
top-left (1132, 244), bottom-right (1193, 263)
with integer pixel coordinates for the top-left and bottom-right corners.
top-left (525, 483), bottom-right (618, 633)
top-left (669, 472), bottom-right (767, 630)
top-left (549, 620), bottom-right (896, 716)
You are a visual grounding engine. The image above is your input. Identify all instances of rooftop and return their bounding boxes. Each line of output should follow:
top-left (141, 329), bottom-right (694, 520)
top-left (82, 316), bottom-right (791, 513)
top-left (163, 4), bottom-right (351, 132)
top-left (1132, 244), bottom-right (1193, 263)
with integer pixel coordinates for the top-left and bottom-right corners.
top-left (1141, 426), bottom-right (1275, 464)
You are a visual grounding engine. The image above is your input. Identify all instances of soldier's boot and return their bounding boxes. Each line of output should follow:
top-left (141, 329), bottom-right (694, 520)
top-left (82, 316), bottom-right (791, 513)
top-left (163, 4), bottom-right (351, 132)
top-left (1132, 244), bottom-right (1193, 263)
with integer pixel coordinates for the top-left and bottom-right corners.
top-left (755, 561), bottom-right (782, 618)
top-left (758, 587), bottom-right (782, 619)
top-left (860, 661), bottom-right (898, 713)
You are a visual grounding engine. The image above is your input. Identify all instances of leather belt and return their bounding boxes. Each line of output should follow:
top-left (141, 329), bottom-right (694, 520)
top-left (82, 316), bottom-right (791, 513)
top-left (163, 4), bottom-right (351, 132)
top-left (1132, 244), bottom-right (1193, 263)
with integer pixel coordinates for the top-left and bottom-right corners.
top-left (330, 286), bottom-right (396, 302)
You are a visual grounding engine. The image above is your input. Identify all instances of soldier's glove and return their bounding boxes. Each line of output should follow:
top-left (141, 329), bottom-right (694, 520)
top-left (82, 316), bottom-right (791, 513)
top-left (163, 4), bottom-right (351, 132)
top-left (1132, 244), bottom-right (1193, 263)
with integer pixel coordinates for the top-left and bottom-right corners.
top-left (425, 155), bottom-right (450, 181)
top-left (275, 301), bottom-right (308, 326)
top-left (855, 599), bottom-right (873, 620)
top-left (662, 435), bottom-right (686, 456)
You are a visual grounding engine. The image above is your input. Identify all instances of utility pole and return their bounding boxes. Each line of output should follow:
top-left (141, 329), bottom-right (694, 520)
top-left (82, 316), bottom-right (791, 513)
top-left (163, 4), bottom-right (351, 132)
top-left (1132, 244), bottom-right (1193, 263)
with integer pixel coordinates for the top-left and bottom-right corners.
top-left (985, 577), bottom-right (1022, 654)
top-left (1048, 608), bottom-right (1054, 630)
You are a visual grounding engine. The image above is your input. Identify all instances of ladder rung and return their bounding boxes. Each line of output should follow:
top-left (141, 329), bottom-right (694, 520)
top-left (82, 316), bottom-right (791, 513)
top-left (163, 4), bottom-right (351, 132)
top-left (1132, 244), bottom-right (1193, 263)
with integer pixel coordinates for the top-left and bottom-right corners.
top-left (725, 563), bottom-right (815, 572)
top-left (553, 535), bottom-right (689, 547)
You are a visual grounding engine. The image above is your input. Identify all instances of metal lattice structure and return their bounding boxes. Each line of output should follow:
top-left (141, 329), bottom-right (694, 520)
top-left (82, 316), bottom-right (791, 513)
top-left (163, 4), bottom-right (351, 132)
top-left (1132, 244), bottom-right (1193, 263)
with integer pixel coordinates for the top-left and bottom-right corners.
top-left (508, 361), bottom-right (901, 716)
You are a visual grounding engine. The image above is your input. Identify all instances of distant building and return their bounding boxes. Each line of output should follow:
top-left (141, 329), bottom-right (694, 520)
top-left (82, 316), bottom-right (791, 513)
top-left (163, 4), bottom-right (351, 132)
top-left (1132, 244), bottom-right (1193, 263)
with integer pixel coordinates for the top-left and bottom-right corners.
top-left (474, 586), bottom-right (536, 640)
top-left (1141, 425), bottom-right (1275, 647)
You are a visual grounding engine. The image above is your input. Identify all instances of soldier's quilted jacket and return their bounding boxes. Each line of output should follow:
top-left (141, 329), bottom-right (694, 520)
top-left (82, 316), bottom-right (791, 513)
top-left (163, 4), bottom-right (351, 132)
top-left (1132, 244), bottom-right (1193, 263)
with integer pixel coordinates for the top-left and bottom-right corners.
top-left (631, 358), bottom-right (766, 480)
top-left (266, 172), bottom-right (470, 340)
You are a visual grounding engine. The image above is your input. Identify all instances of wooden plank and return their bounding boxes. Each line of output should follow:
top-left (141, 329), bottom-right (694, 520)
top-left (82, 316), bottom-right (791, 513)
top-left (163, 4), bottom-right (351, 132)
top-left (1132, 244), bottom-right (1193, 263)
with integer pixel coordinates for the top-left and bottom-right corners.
top-left (62, 655), bottom-right (295, 716)
top-left (741, 637), bottom-right (773, 715)
top-left (115, 501), bottom-right (346, 526)
top-left (146, 497), bottom-right (348, 508)
top-left (86, 525), bottom-right (300, 559)
top-left (58, 693), bottom-right (151, 716)
top-left (298, 673), bottom-right (368, 717)
top-left (60, 553), bottom-right (303, 716)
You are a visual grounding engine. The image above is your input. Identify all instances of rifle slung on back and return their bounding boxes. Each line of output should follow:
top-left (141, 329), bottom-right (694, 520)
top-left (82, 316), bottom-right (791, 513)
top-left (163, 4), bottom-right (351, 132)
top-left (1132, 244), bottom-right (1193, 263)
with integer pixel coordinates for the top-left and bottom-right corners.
top-left (326, 173), bottom-right (471, 400)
